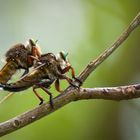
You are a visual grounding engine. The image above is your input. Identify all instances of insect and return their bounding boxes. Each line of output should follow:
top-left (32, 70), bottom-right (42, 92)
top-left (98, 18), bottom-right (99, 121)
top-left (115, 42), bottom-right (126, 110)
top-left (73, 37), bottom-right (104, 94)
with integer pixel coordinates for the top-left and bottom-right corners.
top-left (0, 39), bottom-right (42, 84)
top-left (0, 39), bottom-right (42, 104)
top-left (0, 51), bottom-right (80, 107)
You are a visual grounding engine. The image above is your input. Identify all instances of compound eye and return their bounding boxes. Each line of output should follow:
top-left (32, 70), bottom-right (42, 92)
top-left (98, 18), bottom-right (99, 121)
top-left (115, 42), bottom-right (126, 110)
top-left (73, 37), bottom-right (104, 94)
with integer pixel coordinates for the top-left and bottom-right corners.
top-left (60, 51), bottom-right (68, 61)
top-left (29, 39), bottom-right (38, 46)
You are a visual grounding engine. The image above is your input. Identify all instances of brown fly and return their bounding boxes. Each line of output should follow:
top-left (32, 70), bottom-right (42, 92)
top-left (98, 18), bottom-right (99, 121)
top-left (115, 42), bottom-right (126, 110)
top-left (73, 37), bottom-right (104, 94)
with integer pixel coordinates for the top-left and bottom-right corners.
top-left (0, 39), bottom-right (42, 103)
top-left (0, 39), bottom-right (42, 84)
top-left (0, 51), bottom-right (81, 107)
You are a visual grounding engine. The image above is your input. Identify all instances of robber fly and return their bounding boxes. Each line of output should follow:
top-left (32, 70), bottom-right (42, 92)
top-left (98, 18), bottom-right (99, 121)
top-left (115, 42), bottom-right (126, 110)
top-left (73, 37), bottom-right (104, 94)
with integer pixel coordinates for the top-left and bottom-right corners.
top-left (0, 51), bottom-right (81, 107)
top-left (0, 39), bottom-right (42, 84)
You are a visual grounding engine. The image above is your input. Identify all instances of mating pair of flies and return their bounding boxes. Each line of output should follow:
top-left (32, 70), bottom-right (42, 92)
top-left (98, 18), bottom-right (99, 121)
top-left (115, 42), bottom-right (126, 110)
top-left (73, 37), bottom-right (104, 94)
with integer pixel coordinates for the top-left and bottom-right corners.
top-left (0, 39), bottom-right (81, 107)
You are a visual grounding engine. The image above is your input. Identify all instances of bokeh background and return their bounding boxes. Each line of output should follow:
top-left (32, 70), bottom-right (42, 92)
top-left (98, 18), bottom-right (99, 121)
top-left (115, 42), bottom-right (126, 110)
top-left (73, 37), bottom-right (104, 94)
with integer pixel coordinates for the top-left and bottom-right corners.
top-left (0, 0), bottom-right (140, 140)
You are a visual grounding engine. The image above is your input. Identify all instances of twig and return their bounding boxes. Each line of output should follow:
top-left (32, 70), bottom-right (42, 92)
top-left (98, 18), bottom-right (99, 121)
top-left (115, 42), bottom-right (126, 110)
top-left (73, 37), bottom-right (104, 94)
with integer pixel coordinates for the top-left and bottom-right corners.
top-left (77, 84), bottom-right (140, 100)
top-left (78, 12), bottom-right (140, 82)
top-left (1, 84), bottom-right (140, 137)
top-left (0, 12), bottom-right (140, 137)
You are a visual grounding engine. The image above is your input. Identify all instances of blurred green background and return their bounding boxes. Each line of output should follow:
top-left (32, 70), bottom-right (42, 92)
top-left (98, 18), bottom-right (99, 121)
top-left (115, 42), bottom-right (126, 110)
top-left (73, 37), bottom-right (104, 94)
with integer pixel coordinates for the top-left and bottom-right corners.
top-left (0, 0), bottom-right (140, 140)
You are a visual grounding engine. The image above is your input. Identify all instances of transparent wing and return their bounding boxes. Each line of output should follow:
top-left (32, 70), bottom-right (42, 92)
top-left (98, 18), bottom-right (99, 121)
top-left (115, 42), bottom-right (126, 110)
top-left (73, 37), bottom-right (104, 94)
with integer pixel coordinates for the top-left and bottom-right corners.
top-left (19, 62), bottom-right (47, 80)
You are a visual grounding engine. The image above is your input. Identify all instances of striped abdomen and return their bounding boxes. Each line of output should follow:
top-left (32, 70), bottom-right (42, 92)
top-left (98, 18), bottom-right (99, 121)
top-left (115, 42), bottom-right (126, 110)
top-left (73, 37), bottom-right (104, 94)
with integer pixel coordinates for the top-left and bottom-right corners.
top-left (1, 69), bottom-right (47, 92)
top-left (0, 61), bottom-right (18, 84)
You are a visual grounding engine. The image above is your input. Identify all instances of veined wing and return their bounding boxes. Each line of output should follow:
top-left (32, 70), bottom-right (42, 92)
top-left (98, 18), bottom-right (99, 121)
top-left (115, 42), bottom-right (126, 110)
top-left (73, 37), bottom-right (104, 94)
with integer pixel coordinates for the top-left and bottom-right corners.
top-left (19, 62), bottom-right (47, 80)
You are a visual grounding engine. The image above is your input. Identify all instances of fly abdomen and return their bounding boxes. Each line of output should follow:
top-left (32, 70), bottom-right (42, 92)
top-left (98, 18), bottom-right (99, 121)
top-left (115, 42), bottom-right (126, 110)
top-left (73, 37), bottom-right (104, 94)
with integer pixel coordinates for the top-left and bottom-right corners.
top-left (0, 61), bottom-right (18, 84)
top-left (0, 83), bottom-right (30, 92)
top-left (0, 77), bottom-right (35, 92)
top-left (0, 69), bottom-right (45, 92)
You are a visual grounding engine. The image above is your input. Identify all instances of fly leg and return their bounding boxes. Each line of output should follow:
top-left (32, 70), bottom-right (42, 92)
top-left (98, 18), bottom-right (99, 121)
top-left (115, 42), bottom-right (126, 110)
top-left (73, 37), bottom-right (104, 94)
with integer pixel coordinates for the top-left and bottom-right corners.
top-left (55, 79), bottom-right (62, 92)
top-left (39, 86), bottom-right (53, 108)
top-left (33, 86), bottom-right (44, 105)
top-left (32, 46), bottom-right (42, 58)
top-left (22, 55), bottom-right (40, 78)
top-left (27, 55), bottom-right (40, 66)
top-left (58, 74), bottom-right (79, 88)
top-left (34, 79), bottom-right (54, 106)
top-left (61, 65), bottom-right (82, 87)
top-left (67, 66), bottom-right (82, 86)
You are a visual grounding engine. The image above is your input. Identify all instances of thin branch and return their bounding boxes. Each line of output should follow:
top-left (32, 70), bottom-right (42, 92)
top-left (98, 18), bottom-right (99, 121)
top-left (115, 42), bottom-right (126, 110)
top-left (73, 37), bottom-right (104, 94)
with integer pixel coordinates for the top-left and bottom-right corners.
top-left (1, 84), bottom-right (140, 137)
top-left (77, 84), bottom-right (140, 101)
top-left (78, 12), bottom-right (140, 83)
top-left (0, 12), bottom-right (140, 137)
